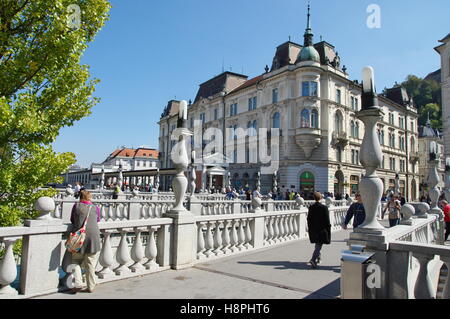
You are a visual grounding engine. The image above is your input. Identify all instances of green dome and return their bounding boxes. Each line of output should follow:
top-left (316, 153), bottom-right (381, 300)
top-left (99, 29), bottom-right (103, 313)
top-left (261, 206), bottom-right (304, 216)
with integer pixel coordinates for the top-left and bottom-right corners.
top-left (297, 46), bottom-right (320, 63)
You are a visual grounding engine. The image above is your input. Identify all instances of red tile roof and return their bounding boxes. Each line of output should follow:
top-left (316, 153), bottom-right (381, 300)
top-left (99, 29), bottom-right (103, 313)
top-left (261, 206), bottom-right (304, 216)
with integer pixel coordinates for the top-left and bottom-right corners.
top-left (110, 148), bottom-right (159, 159)
top-left (229, 75), bottom-right (264, 94)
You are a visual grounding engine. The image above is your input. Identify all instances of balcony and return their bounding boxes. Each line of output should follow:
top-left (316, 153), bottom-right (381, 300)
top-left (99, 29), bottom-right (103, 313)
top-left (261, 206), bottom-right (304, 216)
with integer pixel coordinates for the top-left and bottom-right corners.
top-left (295, 128), bottom-right (322, 159)
top-left (331, 131), bottom-right (349, 148)
top-left (409, 152), bottom-right (420, 164)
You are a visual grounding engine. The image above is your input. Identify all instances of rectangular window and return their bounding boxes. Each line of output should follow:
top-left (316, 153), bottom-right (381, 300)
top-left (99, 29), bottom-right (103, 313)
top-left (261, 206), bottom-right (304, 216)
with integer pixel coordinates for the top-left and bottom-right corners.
top-left (230, 103), bottom-right (238, 116)
top-left (302, 81), bottom-right (318, 97)
top-left (214, 108), bottom-right (218, 121)
top-left (355, 98), bottom-right (359, 110)
top-left (248, 97), bottom-right (257, 111)
top-left (336, 89), bottom-right (342, 104)
top-left (272, 88), bottom-right (279, 103)
top-left (200, 113), bottom-right (205, 124)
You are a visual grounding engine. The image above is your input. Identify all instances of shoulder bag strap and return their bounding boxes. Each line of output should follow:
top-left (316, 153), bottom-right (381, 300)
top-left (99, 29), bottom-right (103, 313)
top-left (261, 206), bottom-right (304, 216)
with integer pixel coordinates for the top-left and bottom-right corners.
top-left (82, 205), bottom-right (93, 228)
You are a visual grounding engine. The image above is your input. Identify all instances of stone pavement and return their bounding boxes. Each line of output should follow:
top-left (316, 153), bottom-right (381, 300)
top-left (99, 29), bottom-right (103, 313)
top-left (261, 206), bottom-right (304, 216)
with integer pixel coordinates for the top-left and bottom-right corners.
top-left (36, 230), bottom-right (353, 299)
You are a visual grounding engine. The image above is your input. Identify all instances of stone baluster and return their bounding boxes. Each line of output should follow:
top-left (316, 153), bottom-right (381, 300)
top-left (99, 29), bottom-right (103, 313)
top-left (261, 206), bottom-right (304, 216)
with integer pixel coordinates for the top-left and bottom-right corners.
top-left (204, 222), bottom-right (214, 258)
top-left (0, 237), bottom-right (20, 296)
top-left (197, 222), bottom-right (207, 260)
top-left (130, 228), bottom-right (145, 273)
top-left (285, 215), bottom-right (292, 240)
top-left (98, 231), bottom-right (114, 279)
top-left (273, 216), bottom-right (280, 243)
top-left (143, 227), bottom-right (159, 270)
top-left (100, 205), bottom-right (106, 221)
top-left (230, 220), bottom-right (239, 253)
top-left (413, 252), bottom-right (435, 299)
top-left (278, 215), bottom-right (285, 241)
top-left (213, 221), bottom-right (224, 256)
top-left (107, 204), bottom-right (113, 221)
top-left (221, 220), bottom-right (231, 254)
top-left (237, 220), bottom-right (245, 251)
top-left (263, 218), bottom-right (269, 244)
top-left (440, 256), bottom-right (450, 299)
top-left (294, 214), bottom-right (300, 238)
top-left (245, 219), bottom-right (253, 249)
top-left (268, 217), bottom-right (275, 244)
top-left (114, 229), bottom-right (132, 275)
top-left (290, 214), bottom-right (296, 239)
top-left (140, 203), bottom-right (146, 219)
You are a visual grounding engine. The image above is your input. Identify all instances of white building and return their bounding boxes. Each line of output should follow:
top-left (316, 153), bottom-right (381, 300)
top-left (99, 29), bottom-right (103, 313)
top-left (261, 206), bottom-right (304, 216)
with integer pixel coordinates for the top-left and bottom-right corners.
top-left (435, 34), bottom-right (450, 161)
top-left (62, 147), bottom-right (160, 188)
top-left (158, 6), bottom-right (420, 200)
top-left (418, 120), bottom-right (445, 198)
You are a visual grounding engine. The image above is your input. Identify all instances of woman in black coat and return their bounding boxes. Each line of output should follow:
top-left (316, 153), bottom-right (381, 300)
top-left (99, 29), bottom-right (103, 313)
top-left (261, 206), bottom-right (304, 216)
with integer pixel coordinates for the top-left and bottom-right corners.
top-left (307, 192), bottom-right (331, 268)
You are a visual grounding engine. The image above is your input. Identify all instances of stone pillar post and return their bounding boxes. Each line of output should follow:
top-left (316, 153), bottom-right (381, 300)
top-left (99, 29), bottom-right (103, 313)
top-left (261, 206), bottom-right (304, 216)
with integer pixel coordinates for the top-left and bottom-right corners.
top-left (164, 100), bottom-right (196, 270)
top-left (427, 142), bottom-right (444, 244)
top-left (20, 197), bottom-right (64, 296)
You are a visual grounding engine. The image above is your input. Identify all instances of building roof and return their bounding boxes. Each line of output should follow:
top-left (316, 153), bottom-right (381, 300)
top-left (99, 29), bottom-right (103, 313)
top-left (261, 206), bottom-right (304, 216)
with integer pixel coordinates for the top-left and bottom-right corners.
top-left (384, 87), bottom-right (413, 108)
top-left (439, 33), bottom-right (450, 43)
top-left (194, 71), bottom-right (248, 103)
top-left (229, 75), bottom-right (264, 95)
top-left (161, 100), bottom-right (181, 118)
top-left (270, 41), bottom-right (302, 71)
top-left (109, 148), bottom-right (159, 159)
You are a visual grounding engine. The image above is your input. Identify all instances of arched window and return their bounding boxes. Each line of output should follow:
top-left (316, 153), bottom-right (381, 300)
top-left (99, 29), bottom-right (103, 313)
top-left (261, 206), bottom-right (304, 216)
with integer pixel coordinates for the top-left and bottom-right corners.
top-left (301, 109), bottom-right (310, 128)
top-left (350, 121), bottom-right (355, 138)
top-left (311, 109), bottom-right (319, 128)
top-left (410, 137), bottom-right (415, 152)
top-left (247, 121), bottom-right (254, 136)
top-left (355, 121), bottom-right (360, 139)
top-left (272, 112), bottom-right (280, 129)
top-left (300, 171), bottom-right (315, 197)
top-left (335, 111), bottom-right (343, 134)
top-left (252, 120), bottom-right (258, 136)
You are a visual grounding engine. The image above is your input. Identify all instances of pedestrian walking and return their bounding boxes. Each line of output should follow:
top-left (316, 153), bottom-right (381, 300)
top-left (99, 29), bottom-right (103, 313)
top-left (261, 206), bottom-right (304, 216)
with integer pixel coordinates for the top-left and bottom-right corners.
top-left (307, 192), bottom-right (331, 269)
top-left (69, 190), bottom-right (101, 294)
top-left (342, 193), bottom-right (366, 229)
top-left (443, 200), bottom-right (450, 241)
top-left (383, 195), bottom-right (401, 227)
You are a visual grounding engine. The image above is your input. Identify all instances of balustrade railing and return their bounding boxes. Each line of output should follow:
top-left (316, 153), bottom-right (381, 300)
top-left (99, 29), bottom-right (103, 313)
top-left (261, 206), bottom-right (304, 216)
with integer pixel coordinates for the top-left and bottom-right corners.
top-left (0, 196), bottom-right (350, 298)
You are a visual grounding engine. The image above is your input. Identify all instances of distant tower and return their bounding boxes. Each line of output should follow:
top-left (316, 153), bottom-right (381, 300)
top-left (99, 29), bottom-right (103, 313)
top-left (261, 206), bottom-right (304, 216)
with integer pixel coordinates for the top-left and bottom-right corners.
top-left (435, 34), bottom-right (450, 159)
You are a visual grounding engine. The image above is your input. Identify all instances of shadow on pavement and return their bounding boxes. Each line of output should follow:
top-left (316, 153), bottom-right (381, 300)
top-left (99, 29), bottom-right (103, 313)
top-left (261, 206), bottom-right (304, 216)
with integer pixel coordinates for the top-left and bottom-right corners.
top-left (237, 260), bottom-right (341, 273)
top-left (303, 278), bottom-right (341, 299)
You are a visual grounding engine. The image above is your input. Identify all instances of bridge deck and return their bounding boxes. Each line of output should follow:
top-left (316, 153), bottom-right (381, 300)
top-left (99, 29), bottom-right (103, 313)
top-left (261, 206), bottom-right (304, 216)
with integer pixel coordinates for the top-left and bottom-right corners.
top-left (36, 230), bottom-right (352, 299)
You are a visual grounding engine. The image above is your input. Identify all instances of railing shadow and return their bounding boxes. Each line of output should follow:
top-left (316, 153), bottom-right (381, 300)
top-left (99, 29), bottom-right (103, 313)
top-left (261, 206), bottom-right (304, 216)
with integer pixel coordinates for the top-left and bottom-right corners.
top-left (237, 260), bottom-right (341, 273)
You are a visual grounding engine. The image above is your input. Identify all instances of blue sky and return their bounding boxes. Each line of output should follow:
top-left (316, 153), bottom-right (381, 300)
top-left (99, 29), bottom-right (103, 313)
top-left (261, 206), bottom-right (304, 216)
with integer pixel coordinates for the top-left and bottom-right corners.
top-left (52, 0), bottom-right (450, 167)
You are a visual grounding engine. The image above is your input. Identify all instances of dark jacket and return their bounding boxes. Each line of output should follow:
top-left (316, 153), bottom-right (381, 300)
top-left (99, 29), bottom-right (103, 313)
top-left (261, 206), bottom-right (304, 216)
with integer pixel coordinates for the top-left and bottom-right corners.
top-left (344, 202), bottom-right (366, 228)
top-left (307, 202), bottom-right (331, 245)
top-left (70, 202), bottom-right (101, 254)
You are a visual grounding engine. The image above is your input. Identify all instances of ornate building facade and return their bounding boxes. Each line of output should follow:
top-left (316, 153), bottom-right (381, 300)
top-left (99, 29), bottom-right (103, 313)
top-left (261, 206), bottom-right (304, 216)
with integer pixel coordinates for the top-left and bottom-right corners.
top-left (435, 34), bottom-right (450, 163)
top-left (158, 7), bottom-right (420, 200)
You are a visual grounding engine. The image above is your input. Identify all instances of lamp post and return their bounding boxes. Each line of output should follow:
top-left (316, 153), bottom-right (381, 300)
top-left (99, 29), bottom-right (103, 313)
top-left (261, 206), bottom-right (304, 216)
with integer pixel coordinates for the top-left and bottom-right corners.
top-left (356, 66), bottom-right (385, 231)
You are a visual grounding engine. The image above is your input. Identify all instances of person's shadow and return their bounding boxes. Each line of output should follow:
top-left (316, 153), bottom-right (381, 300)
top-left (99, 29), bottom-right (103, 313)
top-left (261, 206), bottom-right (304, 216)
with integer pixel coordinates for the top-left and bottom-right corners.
top-left (237, 260), bottom-right (341, 273)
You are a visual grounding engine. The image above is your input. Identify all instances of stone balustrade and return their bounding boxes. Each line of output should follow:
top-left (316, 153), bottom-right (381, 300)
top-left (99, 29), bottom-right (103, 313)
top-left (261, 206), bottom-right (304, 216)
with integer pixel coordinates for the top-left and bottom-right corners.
top-left (0, 196), bottom-right (351, 298)
top-left (343, 213), bottom-right (444, 299)
top-left (388, 240), bottom-right (450, 299)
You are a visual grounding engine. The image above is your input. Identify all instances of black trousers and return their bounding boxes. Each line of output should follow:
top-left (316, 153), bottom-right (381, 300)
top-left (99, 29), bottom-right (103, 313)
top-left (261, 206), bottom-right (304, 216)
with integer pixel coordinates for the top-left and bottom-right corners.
top-left (445, 222), bottom-right (450, 241)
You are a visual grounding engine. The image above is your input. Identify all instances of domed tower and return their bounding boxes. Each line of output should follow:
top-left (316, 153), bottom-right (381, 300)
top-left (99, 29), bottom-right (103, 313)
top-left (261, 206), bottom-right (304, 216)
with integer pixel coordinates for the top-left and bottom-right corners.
top-left (296, 4), bottom-right (320, 66)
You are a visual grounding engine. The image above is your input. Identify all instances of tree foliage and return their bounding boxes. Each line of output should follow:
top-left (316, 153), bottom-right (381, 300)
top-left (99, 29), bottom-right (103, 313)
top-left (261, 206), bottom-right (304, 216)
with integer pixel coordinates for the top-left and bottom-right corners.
top-left (400, 74), bottom-right (442, 129)
top-left (0, 0), bottom-right (110, 226)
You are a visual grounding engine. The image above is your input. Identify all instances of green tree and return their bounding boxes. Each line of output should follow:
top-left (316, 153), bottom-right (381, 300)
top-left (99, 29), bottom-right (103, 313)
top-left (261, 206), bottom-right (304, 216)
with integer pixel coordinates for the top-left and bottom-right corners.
top-left (419, 103), bottom-right (442, 130)
top-left (400, 74), bottom-right (441, 129)
top-left (0, 0), bottom-right (110, 227)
